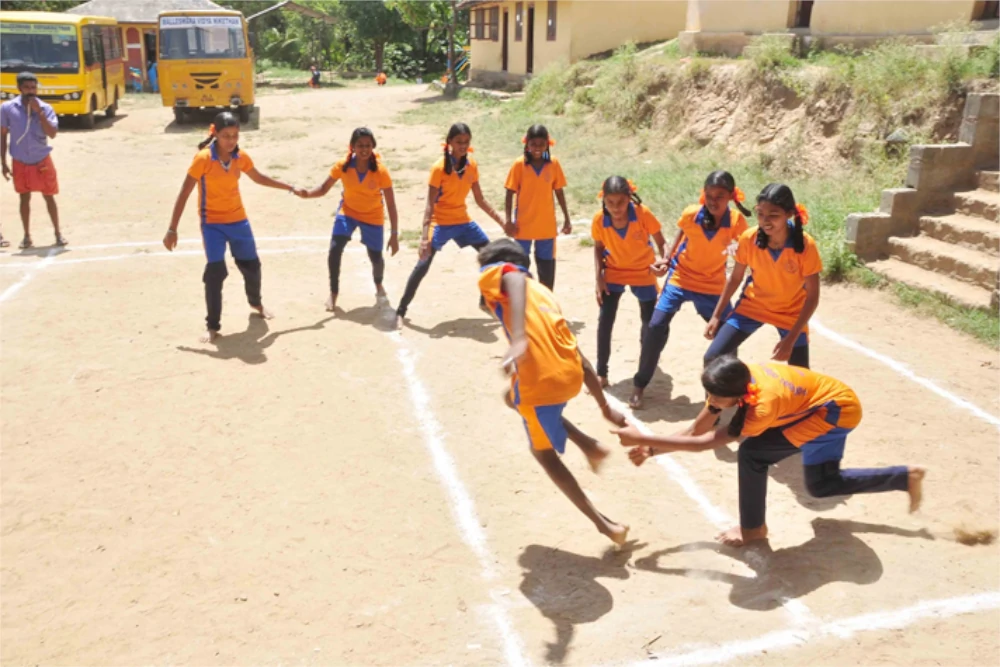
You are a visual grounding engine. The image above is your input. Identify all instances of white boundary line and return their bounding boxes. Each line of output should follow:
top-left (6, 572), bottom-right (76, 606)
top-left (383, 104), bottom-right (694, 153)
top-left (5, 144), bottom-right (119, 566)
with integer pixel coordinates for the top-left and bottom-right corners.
top-left (812, 317), bottom-right (1000, 429)
top-left (390, 330), bottom-right (529, 667)
top-left (0, 247), bottom-right (58, 304)
top-left (621, 590), bottom-right (1000, 667)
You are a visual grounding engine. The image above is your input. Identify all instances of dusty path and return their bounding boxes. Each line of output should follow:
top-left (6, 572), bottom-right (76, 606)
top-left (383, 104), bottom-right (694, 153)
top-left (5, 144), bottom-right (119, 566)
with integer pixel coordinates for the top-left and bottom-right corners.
top-left (1, 84), bottom-right (997, 666)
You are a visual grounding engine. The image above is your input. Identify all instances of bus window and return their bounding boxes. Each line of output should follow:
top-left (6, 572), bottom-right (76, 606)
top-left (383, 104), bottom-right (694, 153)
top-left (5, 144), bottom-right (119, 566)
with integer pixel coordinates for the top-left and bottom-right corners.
top-left (0, 22), bottom-right (80, 74)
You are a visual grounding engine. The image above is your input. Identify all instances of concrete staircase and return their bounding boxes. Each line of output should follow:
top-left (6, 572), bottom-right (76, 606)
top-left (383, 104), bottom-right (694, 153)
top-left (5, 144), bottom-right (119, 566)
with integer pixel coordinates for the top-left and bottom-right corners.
top-left (872, 175), bottom-right (999, 310)
top-left (847, 94), bottom-right (1000, 312)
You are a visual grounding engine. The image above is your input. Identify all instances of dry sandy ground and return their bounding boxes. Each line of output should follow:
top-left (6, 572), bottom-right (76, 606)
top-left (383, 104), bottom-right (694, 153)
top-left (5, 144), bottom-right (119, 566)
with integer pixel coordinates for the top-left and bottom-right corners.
top-left (1, 84), bottom-right (998, 666)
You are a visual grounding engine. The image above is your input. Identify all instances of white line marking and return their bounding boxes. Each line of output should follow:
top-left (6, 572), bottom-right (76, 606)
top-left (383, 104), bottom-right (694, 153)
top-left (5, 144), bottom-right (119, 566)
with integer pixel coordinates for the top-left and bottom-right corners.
top-left (0, 246), bottom-right (340, 268)
top-left (390, 333), bottom-right (529, 667)
top-left (0, 248), bottom-right (58, 304)
top-left (624, 590), bottom-right (1000, 667)
top-left (812, 317), bottom-right (1000, 429)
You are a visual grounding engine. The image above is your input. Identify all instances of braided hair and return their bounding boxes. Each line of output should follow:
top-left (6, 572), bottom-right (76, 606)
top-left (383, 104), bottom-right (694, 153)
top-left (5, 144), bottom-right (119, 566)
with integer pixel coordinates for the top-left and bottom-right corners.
top-left (523, 124), bottom-right (552, 164)
top-left (343, 127), bottom-right (379, 173)
top-left (601, 176), bottom-right (642, 218)
top-left (755, 183), bottom-right (805, 253)
top-left (443, 122), bottom-right (472, 176)
top-left (197, 110), bottom-right (239, 150)
top-left (701, 355), bottom-right (752, 437)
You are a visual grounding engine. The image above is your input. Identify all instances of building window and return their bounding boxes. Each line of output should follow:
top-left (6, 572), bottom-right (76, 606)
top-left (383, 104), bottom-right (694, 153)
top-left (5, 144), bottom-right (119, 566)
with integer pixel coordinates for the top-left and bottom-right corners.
top-left (489, 6), bottom-right (499, 41)
top-left (546, 0), bottom-right (557, 41)
top-left (471, 8), bottom-right (485, 40)
top-left (515, 2), bottom-right (523, 41)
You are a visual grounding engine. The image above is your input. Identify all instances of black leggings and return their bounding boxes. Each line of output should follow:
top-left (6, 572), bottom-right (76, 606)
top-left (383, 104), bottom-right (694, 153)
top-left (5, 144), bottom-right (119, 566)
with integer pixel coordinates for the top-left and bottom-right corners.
top-left (596, 290), bottom-right (655, 378)
top-left (704, 322), bottom-right (810, 368)
top-left (396, 242), bottom-right (488, 318)
top-left (203, 258), bottom-right (261, 332)
top-left (328, 234), bottom-right (384, 294)
top-left (738, 428), bottom-right (909, 529)
top-left (522, 253), bottom-right (556, 291)
top-left (633, 305), bottom-right (713, 389)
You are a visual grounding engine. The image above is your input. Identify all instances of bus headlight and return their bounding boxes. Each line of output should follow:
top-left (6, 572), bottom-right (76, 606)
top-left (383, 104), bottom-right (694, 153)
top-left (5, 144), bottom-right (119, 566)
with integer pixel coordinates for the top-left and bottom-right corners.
top-left (71, 91), bottom-right (81, 100)
top-left (63, 94), bottom-right (71, 100)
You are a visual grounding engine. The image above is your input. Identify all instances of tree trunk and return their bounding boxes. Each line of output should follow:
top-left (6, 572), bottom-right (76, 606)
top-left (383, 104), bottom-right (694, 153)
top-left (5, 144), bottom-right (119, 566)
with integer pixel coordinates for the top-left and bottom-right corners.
top-left (375, 41), bottom-right (385, 72)
top-left (445, 0), bottom-right (458, 97)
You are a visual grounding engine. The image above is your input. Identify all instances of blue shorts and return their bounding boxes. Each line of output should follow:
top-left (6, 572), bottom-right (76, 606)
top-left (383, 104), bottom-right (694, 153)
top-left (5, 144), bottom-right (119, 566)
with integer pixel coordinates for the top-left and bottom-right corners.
top-left (432, 221), bottom-right (489, 251)
top-left (517, 402), bottom-right (569, 454)
top-left (725, 311), bottom-right (809, 347)
top-left (333, 214), bottom-right (383, 253)
top-left (656, 283), bottom-right (729, 320)
top-left (516, 238), bottom-right (556, 261)
top-left (607, 283), bottom-right (658, 302)
top-left (201, 220), bottom-right (257, 264)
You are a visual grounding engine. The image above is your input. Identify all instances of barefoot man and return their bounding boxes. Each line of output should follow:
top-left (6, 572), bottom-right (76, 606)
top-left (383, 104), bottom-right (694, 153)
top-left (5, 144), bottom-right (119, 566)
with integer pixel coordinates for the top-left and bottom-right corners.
top-left (615, 355), bottom-right (924, 546)
top-left (1, 71), bottom-right (67, 249)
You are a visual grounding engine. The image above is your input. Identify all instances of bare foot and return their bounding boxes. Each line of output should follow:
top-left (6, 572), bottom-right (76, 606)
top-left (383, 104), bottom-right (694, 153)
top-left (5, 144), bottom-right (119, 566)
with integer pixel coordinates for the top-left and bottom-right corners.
top-left (715, 524), bottom-right (768, 547)
top-left (54, 233), bottom-right (68, 246)
top-left (252, 304), bottom-right (274, 319)
top-left (199, 329), bottom-right (221, 343)
top-left (598, 376), bottom-right (610, 389)
top-left (603, 521), bottom-right (630, 547)
top-left (395, 314), bottom-right (405, 330)
top-left (326, 293), bottom-right (338, 312)
top-left (629, 387), bottom-right (644, 410)
top-left (586, 441), bottom-right (612, 474)
top-left (908, 466), bottom-right (926, 513)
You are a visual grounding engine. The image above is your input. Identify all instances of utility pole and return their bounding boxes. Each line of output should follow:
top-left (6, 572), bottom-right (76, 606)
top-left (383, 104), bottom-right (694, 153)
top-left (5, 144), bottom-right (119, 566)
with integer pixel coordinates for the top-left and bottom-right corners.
top-left (445, 0), bottom-right (459, 98)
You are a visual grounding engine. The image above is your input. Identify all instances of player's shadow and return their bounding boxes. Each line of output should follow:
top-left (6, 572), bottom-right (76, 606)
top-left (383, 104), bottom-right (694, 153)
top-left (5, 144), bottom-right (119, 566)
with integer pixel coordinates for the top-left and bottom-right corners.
top-left (335, 301), bottom-right (398, 332)
top-left (403, 316), bottom-right (501, 343)
top-left (176, 314), bottom-right (335, 364)
top-left (12, 245), bottom-right (71, 258)
top-left (633, 518), bottom-right (933, 611)
top-left (607, 371), bottom-right (704, 423)
top-left (518, 542), bottom-right (641, 664)
top-left (712, 444), bottom-right (846, 513)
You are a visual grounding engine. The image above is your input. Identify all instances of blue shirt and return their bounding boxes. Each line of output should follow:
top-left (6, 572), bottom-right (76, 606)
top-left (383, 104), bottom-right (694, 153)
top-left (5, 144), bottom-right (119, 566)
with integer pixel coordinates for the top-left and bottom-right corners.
top-left (0, 96), bottom-right (58, 165)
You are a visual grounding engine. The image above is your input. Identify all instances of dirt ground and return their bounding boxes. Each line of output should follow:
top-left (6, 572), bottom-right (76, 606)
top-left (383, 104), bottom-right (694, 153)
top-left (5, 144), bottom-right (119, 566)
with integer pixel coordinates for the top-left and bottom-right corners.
top-left (1, 84), bottom-right (998, 666)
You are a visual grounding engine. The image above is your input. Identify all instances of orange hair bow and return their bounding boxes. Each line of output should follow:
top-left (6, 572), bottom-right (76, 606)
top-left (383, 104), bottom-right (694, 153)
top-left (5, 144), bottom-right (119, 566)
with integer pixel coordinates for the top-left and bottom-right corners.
top-left (740, 382), bottom-right (761, 407)
top-left (521, 136), bottom-right (556, 147)
top-left (699, 186), bottom-right (745, 206)
top-left (795, 203), bottom-right (810, 226)
top-left (208, 123), bottom-right (216, 136)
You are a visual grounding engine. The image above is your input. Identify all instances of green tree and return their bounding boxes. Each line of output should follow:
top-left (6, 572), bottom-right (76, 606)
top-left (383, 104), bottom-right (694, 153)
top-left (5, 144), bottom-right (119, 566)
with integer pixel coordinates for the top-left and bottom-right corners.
top-left (342, 0), bottom-right (410, 72)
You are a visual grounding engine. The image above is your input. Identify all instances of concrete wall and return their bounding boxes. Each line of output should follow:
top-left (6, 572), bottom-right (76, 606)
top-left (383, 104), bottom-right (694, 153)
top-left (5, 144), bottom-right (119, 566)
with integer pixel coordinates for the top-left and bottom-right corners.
top-left (685, 0), bottom-right (792, 33)
top-left (810, 0), bottom-right (976, 35)
top-left (569, 1), bottom-right (686, 61)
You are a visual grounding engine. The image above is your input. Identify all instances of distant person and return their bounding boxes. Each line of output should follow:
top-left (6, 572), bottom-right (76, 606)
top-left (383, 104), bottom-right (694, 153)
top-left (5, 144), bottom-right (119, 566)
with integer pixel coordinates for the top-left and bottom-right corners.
top-left (309, 60), bottom-right (321, 88)
top-left (375, 71), bottom-right (387, 86)
top-left (0, 71), bottom-right (66, 249)
top-left (149, 61), bottom-right (159, 93)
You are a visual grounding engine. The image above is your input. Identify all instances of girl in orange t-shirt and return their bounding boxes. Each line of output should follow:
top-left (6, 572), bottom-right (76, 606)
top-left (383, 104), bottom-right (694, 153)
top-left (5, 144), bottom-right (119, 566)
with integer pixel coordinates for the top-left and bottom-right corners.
top-left (704, 183), bottom-right (822, 368)
top-left (590, 176), bottom-right (666, 386)
top-left (615, 355), bottom-right (925, 547)
top-left (298, 127), bottom-right (399, 312)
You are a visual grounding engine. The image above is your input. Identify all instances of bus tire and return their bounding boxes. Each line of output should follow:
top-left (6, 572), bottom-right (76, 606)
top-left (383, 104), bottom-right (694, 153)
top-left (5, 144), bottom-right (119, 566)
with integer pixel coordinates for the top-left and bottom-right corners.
top-left (173, 107), bottom-right (187, 124)
top-left (238, 105), bottom-right (251, 124)
top-left (105, 91), bottom-right (118, 118)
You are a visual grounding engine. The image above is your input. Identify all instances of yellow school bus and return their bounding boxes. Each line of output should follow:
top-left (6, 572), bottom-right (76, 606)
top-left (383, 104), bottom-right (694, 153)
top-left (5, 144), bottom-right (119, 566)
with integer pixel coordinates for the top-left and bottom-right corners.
top-left (157, 9), bottom-right (255, 124)
top-left (0, 11), bottom-right (126, 129)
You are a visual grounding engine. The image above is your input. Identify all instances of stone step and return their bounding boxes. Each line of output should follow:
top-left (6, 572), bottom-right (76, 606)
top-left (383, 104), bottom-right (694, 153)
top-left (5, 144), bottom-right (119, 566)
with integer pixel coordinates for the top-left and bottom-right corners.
top-left (869, 257), bottom-right (995, 311)
top-left (887, 234), bottom-right (998, 291)
top-left (977, 170), bottom-right (999, 193)
top-left (953, 189), bottom-right (1000, 221)
top-left (918, 213), bottom-right (1000, 257)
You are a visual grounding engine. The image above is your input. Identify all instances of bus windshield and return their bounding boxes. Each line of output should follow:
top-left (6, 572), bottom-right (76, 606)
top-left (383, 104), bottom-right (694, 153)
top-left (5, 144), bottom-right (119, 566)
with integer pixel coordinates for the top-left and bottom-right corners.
top-left (159, 16), bottom-right (246, 60)
top-left (0, 22), bottom-right (80, 74)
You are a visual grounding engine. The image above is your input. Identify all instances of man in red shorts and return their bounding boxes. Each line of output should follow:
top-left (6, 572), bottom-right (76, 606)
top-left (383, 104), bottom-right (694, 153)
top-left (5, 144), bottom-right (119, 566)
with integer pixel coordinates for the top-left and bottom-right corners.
top-left (1, 71), bottom-right (67, 249)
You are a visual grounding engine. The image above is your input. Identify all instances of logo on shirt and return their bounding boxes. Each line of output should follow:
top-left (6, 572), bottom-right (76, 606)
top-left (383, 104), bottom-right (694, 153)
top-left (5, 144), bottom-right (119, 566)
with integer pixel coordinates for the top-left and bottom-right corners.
top-left (784, 259), bottom-right (798, 273)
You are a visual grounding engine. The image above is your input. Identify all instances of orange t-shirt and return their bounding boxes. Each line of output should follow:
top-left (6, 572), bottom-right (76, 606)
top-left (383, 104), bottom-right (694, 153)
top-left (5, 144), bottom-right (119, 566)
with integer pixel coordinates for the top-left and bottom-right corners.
top-left (590, 203), bottom-right (662, 287)
top-left (504, 156), bottom-right (567, 240)
top-left (187, 146), bottom-right (255, 224)
top-left (741, 362), bottom-right (861, 446)
top-left (429, 156), bottom-right (479, 226)
top-left (667, 204), bottom-right (748, 295)
top-left (329, 156), bottom-right (393, 226)
top-left (733, 226), bottom-right (823, 330)
top-left (479, 262), bottom-right (584, 407)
